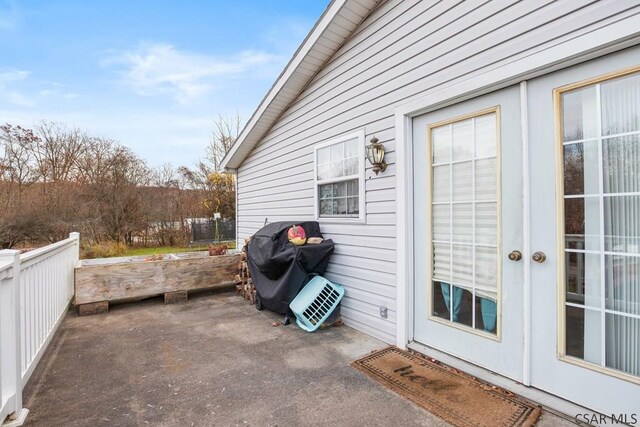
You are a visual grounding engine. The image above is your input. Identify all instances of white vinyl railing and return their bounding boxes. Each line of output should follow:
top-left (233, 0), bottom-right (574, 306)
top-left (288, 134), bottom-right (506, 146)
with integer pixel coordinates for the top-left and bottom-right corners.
top-left (0, 233), bottom-right (79, 426)
top-left (0, 252), bottom-right (21, 426)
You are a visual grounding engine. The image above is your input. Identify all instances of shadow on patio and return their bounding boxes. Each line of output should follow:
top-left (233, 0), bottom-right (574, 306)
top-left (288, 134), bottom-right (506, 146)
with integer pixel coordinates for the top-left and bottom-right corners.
top-left (23, 292), bottom-right (573, 426)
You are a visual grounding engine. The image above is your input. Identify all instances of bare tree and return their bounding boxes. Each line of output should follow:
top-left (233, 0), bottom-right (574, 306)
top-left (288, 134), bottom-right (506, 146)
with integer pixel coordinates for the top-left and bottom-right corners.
top-left (178, 162), bottom-right (210, 190)
top-left (208, 113), bottom-right (242, 171)
top-left (75, 137), bottom-right (151, 244)
top-left (25, 122), bottom-right (91, 242)
top-left (97, 146), bottom-right (151, 244)
top-left (0, 124), bottom-right (39, 190)
top-left (148, 163), bottom-right (184, 245)
top-left (0, 124), bottom-right (41, 247)
top-left (176, 114), bottom-right (241, 224)
top-left (74, 137), bottom-right (119, 242)
top-left (0, 118), bottom-right (235, 249)
top-left (34, 121), bottom-right (87, 182)
top-left (75, 137), bottom-right (118, 185)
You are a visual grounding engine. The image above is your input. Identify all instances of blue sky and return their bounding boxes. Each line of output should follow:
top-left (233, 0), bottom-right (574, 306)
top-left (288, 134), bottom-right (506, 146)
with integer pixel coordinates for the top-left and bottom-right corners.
top-left (0, 0), bottom-right (328, 167)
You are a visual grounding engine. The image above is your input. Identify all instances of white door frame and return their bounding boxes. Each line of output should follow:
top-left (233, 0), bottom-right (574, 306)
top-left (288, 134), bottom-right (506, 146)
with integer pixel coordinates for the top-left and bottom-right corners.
top-left (394, 15), bottom-right (640, 374)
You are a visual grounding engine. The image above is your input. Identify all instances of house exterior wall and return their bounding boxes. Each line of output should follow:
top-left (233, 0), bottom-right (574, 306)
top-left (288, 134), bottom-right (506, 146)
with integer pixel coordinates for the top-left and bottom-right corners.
top-left (236, 0), bottom-right (640, 343)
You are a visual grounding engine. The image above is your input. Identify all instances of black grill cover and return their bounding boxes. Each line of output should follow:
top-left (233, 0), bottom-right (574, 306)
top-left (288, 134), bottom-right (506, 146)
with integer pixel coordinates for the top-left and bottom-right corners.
top-left (246, 221), bottom-right (334, 314)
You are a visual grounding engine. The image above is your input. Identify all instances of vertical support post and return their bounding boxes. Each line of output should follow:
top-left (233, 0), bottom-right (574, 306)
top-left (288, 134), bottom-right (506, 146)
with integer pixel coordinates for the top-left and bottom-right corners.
top-left (69, 233), bottom-right (80, 301)
top-left (520, 81), bottom-right (532, 386)
top-left (395, 112), bottom-right (413, 349)
top-left (69, 232), bottom-right (80, 264)
top-left (233, 173), bottom-right (239, 250)
top-left (0, 250), bottom-right (27, 425)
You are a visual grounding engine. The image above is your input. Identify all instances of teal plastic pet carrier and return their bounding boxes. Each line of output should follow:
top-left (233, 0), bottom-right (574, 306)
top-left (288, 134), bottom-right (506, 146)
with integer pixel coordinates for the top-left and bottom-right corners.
top-left (289, 276), bottom-right (344, 332)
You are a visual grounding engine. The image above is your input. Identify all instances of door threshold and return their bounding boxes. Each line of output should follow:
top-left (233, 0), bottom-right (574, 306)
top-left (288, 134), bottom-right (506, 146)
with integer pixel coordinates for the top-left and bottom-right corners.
top-left (408, 341), bottom-right (602, 423)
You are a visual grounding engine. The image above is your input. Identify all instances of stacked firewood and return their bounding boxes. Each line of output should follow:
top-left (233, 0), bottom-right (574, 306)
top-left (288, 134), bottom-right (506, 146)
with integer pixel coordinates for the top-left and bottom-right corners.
top-left (235, 238), bottom-right (256, 304)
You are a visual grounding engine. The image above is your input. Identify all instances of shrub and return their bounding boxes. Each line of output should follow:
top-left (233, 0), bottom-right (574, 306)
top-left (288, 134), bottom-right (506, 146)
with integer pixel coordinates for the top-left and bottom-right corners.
top-left (208, 244), bottom-right (228, 256)
top-left (81, 242), bottom-right (128, 259)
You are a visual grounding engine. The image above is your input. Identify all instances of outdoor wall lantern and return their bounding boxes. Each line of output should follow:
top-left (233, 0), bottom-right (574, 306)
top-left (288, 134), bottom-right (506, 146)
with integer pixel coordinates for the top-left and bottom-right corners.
top-left (365, 136), bottom-right (387, 175)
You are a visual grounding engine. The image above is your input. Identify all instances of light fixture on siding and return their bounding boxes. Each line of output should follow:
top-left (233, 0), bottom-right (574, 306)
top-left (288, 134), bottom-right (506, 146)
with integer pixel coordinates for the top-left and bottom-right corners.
top-left (365, 136), bottom-right (387, 175)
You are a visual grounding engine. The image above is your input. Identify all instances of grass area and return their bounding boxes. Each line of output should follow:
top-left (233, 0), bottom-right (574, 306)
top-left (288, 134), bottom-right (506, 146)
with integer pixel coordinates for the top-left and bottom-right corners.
top-left (122, 242), bottom-right (236, 257)
top-left (80, 241), bottom-right (237, 259)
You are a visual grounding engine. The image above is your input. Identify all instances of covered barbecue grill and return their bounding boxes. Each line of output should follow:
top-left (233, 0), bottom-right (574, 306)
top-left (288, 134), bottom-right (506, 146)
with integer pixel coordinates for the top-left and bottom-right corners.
top-left (246, 221), bottom-right (335, 315)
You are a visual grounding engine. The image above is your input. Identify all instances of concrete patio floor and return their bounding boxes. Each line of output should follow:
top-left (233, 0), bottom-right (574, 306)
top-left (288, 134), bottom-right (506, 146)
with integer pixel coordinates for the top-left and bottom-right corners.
top-left (23, 291), bottom-right (575, 426)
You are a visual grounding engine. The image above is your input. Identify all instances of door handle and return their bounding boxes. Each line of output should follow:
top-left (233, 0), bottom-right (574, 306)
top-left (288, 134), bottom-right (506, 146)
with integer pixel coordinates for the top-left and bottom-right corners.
top-left (532, 251), bottom-right (547, 263)
top-left (508, 250), bottom-right (522, 261)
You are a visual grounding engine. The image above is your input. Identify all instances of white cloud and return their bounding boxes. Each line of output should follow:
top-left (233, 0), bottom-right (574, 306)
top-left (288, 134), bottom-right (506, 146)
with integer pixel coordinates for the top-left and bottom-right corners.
top-left (37, 82), bottom-right (79, 100)
top-left (0, 73), bottom-right (78, 107)
top-left (103, 43), bottom-right (283, 105)
top-left (7, 91), bottom-right (33, 106)
top-left (0, 69), bottom-right (34, 106)
top-left (0, 69), bottom-right (29, 80)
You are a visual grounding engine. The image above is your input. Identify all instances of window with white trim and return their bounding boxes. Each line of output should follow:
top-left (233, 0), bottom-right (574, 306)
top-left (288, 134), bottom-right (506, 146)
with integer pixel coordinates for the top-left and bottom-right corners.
top-left (314, 132), bottom-right (365, 221)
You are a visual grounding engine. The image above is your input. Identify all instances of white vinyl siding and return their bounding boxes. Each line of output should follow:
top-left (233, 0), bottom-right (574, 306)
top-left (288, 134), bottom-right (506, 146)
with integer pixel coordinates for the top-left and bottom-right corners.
top-left (236, 0), bottom-right (640, 344)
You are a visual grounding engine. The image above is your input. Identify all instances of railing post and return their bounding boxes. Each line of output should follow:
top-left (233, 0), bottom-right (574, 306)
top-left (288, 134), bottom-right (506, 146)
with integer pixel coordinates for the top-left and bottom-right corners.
top-left (69, 232), bottom-right (80, 301)
top-left (0, 250), bottom-right (27, 426)
top-left (69, 232), bottom-right (80, 262)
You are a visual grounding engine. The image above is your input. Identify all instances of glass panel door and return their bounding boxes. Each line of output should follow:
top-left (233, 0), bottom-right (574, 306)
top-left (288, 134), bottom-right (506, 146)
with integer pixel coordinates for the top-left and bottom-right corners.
top-left (559, 71), bottom-right (640, 378)
top-left (412, 85), bottom-right (524, 382)
top-left (528, 45), bottom-right (640, 415)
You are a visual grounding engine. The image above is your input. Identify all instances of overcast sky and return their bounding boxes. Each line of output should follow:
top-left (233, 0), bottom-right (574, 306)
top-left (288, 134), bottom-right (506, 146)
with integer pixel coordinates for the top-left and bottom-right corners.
top-left (0, 0), bottom-right (328, 167)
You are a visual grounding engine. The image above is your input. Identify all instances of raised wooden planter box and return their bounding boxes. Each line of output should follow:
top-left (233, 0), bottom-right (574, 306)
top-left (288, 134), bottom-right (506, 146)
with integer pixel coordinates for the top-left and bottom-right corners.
top-left (74, 252), bottom-right (241, 314)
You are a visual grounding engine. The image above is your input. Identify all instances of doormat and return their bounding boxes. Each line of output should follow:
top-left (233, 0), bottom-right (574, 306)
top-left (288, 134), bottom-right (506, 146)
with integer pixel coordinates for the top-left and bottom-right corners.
top-left (352, 347), bottom-right (541, 427)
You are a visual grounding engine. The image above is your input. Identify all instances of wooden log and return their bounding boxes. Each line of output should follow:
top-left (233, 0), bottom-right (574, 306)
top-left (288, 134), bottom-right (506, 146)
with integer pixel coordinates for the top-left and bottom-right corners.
top-left (164, 290), bottom-right (188, 304)
top-left (78, 301), bottom-right (109, 316)
top-left (164, 255), bottom-right (238, 292)
top-left (236, 251), bottom-right (256, 303)
top-left (75, 262), bottom-right (163, 305)
top-left (74, 253), bottom-right (241, 305)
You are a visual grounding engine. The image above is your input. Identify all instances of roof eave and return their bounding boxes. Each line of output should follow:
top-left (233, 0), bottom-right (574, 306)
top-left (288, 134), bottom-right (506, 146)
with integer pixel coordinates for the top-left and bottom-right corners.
top-left (220, 0), bottom-right (378, 171)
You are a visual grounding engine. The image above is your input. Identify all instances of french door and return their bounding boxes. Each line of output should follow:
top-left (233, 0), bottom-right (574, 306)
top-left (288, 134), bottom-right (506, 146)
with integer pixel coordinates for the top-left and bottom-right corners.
top-left (412, 86), bottom-right (525, 382)
top-left (528, 47), bottom-right (640, 414)
top-left (412, 46), bottom-right (640, 414)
